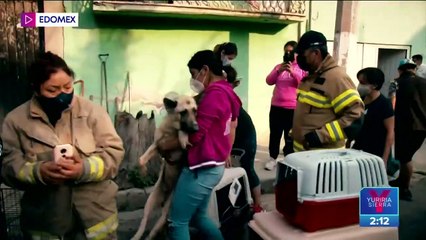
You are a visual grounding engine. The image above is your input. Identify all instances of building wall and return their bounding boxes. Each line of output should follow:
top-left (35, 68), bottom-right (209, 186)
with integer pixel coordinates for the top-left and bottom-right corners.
top-left (60, 1), bottom-right (426, 147)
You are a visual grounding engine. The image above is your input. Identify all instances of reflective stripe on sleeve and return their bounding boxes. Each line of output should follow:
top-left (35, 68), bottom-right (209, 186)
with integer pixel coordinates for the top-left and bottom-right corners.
top-left (79, 156), bottom-right (105, 182)
top-left (293, 140), bottom-right (305, 152)
top-left (86, 213), bottom-right (118, 240)
top-left (331, 89), bottom-right (362, 113)
top-left (325, 120), bottom-right (345, 141)
top-left (17, 162), bottom-right (37, 184)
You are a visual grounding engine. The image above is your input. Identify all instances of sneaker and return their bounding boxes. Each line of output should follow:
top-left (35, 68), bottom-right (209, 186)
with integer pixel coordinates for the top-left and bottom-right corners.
top-left (400, 189), bottom-right (413, 201)
top-left (264, 158), bottom-right (277, 171)
top-left (252, 204), bottom-right (265, 213)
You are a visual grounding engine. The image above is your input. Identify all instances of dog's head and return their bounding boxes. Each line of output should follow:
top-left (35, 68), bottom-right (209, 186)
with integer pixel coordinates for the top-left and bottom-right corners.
top-left (163, 95), bottom-right (199, 134)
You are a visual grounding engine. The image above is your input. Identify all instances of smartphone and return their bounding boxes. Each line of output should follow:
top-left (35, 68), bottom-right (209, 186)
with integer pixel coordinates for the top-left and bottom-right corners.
top-left (283, 50), bottom-right (295, 63)
top-left (53, 144), bottom-right (74, 163)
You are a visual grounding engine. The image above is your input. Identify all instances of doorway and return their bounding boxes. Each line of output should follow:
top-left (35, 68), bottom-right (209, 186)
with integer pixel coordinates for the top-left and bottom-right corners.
top-left (377, 48), bottom-right (407, 97)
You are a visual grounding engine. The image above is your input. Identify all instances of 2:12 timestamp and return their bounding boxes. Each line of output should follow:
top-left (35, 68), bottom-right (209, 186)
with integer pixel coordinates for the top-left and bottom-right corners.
top-left (360, 215), bottom-right (399, 227)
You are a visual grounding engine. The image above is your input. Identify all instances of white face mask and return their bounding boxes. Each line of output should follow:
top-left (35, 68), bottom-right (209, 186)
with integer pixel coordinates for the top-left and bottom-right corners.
top-left (221, 55), bottom-right (232, 66)
top-left (357, 84), bottom-right (372, 97)
top-left (190, 71), bottom-right (206, 93)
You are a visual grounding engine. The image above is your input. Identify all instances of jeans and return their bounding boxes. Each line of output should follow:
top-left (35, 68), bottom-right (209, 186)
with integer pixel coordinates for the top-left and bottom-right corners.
top-left (168, 165), bottom-right (225, 240)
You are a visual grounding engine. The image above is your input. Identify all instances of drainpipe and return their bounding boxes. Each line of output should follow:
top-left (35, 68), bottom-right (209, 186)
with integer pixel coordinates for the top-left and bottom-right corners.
top-left (306, 0), bottom-right (312, 31)
top-left (333, 1), bottom-right (359, 81)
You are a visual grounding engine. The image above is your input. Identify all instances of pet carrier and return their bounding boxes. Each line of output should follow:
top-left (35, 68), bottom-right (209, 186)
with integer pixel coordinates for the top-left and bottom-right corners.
top-left (208, 167), bottom-right (253, 229)
top-left (275, 149), bottom-right (389, 232)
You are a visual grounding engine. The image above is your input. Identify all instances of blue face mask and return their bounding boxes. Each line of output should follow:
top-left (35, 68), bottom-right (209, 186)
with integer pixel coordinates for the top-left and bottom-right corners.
top-left (37, 91), bottom-right (74, 114)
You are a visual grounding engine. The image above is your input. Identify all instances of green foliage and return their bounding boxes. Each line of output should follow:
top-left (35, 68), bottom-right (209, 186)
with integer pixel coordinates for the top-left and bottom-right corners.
top-left (128, 167), bottom-right (158, 188)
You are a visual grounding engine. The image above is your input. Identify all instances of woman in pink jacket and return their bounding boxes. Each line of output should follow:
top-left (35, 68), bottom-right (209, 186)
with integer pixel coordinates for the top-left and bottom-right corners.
top-left (265, 41), bottom-right (306, 171)
top-left (165, 50), bottom-right (242, 240)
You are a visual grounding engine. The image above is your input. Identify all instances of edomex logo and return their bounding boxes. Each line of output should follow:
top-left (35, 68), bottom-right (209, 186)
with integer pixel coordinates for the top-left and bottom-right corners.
top-left (360, 187), bottom-right (398, 215)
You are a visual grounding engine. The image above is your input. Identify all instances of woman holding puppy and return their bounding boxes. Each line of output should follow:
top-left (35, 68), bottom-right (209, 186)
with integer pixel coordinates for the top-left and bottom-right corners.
top-left (161, 50), bottom-right (242, 240)
top-left (1, 52), bottom-right (124, 239)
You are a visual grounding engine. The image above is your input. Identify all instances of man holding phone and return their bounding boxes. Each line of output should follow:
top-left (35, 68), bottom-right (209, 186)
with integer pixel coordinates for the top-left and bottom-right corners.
top-left (265, 41), bottom-right (306, 171)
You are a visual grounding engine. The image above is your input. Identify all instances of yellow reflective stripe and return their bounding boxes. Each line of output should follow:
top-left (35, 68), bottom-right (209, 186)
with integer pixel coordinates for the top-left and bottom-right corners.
top-left (87, 156), bottom-right (105, 181)
top-left (86, 213), bottom-right (118, 240)
top-left (334, 121), bottom-right (345, 140)
top-left (293, 140), bottom-right (305, 152)
top-left (17, 162), bottom-right (36, 184)
top-left (325, 121), bottom-right (344, 141)
top-left (331, 89), bottom-right (361, 113)
top-left (297, 89), bottom-right (332, 108)
top-left (325, 123), bottom-right (337, 141)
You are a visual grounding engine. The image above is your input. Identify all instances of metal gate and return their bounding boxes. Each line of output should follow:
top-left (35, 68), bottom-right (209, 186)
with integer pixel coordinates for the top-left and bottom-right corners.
top-left (0, 0), bottom-right (44, 129)
top-left (0, 0), bottom-right (44, 238)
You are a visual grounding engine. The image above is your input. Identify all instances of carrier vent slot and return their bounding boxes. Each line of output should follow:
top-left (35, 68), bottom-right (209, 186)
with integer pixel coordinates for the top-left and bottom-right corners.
top-left (339, 161), bottom-right (343, 191)
top-left (363, 158), bottom-right (375, 186)
top-left (374, 158), bottom-right (384, 185)
top-left (315, 163), bottom-right (321, 194)
top-left (367, 158), bottom-right (379, 186)
top-left (334, 161), bottom-right (338, 192)
top-left (329, 160), bottom-right (333, 193)
top-left (361, 158), bottom-right (372, 186)
top-left (356, 159), bottom-right (365, 187)
top-left (322, 162), bottom-right (327, 193)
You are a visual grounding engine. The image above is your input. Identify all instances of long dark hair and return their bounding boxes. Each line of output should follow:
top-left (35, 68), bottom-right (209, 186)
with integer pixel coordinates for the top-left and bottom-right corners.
top-left (187, 50), bottom-right (223, 76)
top-left (28, 51), bottom-right (75, 93)
top-left (213, 42), bottom-right (238, 59)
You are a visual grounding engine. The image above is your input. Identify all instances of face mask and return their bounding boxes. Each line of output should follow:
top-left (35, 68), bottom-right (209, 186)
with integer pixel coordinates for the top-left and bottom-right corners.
top-left (190, 71), bottom-right (206, 93)
top-left (357, 84), bottom-right (372, 97)
top-left (221, 55), bottom-right (232, 66)
top-left (297, 55), bottom-right (310, 71)
top-left (37, 91), bottom-right (74, 114)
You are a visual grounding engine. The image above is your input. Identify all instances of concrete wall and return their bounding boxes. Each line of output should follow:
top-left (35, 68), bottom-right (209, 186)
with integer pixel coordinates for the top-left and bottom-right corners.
top-left (56, 1), bottom-right (426, 147)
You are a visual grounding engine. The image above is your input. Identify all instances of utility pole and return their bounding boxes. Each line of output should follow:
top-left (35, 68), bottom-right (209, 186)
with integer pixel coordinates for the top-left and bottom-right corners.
top-left (333, 1), bottom-right (359, 81)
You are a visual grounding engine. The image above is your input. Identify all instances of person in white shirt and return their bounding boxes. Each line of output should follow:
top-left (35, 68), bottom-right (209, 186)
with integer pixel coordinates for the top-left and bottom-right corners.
top-left (412, 54), bottom-right (426, 79)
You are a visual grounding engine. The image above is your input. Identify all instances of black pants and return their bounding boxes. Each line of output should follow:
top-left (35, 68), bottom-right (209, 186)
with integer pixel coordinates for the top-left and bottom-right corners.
top-left (268, 105), bottom-right (294, 159)
top-left (395, 130), bottom-right (426, 164)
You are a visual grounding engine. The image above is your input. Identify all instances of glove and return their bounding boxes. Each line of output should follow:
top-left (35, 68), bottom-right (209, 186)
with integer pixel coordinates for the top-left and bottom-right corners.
top-left (304, 131), bottom-right (322, 150)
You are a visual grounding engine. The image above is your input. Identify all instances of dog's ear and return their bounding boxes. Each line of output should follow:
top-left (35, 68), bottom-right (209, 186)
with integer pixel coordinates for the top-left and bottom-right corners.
top-left (136, 111), bottom-right (143, 119)
top-left (163, 98), bottom-right (178, 110)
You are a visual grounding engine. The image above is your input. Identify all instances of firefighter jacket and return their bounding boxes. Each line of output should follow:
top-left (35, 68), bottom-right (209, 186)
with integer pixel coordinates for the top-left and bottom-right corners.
top-left (292, 55), bottom-right (365, 152)
top-left (1, 95), bottom-right (124, 239)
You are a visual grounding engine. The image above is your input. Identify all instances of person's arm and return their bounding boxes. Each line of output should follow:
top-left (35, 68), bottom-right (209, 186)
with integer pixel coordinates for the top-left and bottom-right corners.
top-left (1, 117), bottom-right (46, 189)
top-left (390, 96), bottom-right (396, 109)
top-left (226, 119), bottom-right (238, 167)
top-left (189, 89), bottom-right (225, 145)
top-left (76, 105), bottom-right (125, 183)
top-left (266, 64), bottom-right (282, 85)
top-left (382, 116), bottom-right (394, 165)
top-left (290, 63), bottom-right (306, 83)
top-left (304, 77), bottom-right (365, 147)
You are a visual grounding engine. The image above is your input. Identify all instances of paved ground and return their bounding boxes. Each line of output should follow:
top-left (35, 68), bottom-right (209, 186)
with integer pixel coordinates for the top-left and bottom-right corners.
top-left (254, 141), bottom-right (426, 240)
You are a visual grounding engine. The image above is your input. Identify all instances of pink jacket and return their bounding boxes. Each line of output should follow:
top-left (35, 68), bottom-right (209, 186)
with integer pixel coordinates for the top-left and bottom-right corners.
top-left (188, 80), bottom-right (242, 170)
top-left (266, 61), bottom-right (306, 109)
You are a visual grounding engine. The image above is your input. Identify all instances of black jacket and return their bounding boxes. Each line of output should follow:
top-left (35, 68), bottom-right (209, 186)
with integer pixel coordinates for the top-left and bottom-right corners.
top-left (395, 72), bottom-right (426, 132)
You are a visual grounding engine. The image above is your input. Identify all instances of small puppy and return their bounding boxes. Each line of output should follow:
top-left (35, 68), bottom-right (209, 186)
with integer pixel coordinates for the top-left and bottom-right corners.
top-left (131, 92), bottom-right (198, 240)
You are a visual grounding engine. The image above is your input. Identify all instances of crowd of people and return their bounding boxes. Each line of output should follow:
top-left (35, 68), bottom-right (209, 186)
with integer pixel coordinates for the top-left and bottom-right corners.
top-left (0, 29), bottom-right (425, 239)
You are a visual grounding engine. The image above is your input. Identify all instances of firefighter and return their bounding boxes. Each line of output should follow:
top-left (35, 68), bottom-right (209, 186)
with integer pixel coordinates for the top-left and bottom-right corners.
top-left (292, 31), bottom-right (365, 151)
top-left (1, 52), bottom-right (124, 239)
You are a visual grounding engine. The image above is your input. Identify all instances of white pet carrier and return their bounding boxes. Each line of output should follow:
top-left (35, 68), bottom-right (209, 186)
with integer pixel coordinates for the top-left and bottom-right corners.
top-left (275, 149), bottom-right (389, 232)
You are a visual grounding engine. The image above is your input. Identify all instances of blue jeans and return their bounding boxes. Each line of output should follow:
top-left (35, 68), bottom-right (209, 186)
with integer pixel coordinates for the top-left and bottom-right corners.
top-left (168, 165), bottom-right (225, 240)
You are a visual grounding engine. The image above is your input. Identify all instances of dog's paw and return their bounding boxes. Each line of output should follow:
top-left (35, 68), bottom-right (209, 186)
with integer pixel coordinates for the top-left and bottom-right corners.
top-left (178, 132), bottom-right (190, 149)
top-left (140, 164), bottom-right (148, 176)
